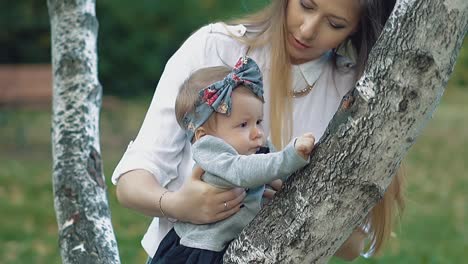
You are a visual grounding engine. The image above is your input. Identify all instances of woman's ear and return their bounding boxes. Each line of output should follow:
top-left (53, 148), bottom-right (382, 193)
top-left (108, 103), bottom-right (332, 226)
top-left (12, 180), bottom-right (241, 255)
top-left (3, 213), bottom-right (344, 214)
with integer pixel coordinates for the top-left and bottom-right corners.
top-left (350, 21), bottom-right (360, 35)
top-left (194, 127), bottom-right (207, 141)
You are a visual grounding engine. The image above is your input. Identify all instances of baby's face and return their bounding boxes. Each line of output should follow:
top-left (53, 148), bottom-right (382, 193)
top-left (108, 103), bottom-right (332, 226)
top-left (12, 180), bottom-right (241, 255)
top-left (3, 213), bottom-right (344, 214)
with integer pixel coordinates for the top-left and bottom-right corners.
top-left (211, 87), bottom-right (265, 155)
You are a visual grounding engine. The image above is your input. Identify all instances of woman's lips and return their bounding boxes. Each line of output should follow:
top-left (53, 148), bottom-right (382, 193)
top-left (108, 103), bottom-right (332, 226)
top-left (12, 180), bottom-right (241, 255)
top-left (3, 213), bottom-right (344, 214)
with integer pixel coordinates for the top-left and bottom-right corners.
top-left (289, 34), bottom-right (311, 49)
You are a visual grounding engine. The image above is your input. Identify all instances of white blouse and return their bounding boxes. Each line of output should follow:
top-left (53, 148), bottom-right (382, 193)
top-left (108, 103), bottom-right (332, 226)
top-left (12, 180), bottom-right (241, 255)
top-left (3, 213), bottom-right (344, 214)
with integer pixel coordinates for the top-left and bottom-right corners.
top-left (111, 22), bottom-right (356, 257)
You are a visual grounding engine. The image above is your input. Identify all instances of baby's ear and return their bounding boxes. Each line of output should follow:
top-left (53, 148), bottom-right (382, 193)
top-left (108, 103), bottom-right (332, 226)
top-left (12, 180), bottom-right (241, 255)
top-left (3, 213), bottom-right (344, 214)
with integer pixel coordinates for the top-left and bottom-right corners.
top-left (194, 127), bottom-right (207, 141)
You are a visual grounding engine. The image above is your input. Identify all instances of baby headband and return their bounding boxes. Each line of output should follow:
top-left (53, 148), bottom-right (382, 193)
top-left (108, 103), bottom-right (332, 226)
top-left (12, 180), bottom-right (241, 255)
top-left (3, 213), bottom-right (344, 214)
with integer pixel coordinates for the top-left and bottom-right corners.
top-left (183, 56), bottom-right (264, 141)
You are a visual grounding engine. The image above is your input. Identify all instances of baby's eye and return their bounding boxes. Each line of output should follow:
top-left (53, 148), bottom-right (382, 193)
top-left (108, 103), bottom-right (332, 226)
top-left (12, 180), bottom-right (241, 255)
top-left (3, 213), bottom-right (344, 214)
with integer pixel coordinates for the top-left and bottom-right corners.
top-left (256, 119), bottom-right (263, 125)
top-left (240, 122), bottom-right (247, 128)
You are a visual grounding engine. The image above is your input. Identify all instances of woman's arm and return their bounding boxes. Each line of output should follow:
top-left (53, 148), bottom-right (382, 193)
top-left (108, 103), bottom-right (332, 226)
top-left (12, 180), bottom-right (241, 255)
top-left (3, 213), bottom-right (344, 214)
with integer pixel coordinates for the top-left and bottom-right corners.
top-left (116, 169), bottom-right (168, 217)
top-left (116, 168), bottom-right (246, 224)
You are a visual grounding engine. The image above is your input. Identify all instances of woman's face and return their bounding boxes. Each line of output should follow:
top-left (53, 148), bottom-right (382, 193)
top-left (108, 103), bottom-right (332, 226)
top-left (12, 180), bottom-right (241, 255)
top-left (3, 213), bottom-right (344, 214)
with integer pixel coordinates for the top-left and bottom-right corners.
top-left (285, 0), bottom-right (361, 64)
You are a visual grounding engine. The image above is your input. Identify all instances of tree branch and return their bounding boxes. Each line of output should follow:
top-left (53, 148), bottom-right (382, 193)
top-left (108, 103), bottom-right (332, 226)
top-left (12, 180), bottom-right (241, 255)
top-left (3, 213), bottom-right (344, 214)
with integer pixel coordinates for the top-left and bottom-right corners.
top-left (224, 0), bottom-right (468, 263)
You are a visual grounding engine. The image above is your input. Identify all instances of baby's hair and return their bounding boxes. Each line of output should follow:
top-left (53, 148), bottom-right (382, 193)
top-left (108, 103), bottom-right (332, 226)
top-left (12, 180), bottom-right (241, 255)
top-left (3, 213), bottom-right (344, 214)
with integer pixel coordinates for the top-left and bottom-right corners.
top-left (175, 66), bottom-right (231, 129)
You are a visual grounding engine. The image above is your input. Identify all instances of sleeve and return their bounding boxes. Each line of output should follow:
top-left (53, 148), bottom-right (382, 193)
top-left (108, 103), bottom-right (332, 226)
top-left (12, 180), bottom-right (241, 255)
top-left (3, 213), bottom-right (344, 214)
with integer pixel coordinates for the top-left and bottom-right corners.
top-left (266, 139), bottom-right (277, 152)
top-left (194, 136), bottom-right (309, 189)
top-left (111, 25), bottom-right (210, 186)
top-left (334, 54), bottom-right (357, 98)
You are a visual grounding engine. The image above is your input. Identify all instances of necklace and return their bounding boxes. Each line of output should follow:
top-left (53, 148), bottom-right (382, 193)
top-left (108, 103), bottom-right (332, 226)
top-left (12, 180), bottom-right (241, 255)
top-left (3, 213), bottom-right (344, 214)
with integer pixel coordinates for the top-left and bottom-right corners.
top-left (290, 55), bottom-right (328, 98)
top-left (291, 83), bottom-right (315, 98)
top-left (291, 67), bottom-right (318, 98)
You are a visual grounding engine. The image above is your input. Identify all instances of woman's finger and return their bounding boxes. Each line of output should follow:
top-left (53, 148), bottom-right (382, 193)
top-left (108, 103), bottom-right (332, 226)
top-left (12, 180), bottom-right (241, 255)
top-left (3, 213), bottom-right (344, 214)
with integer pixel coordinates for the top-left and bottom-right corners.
top-left (215, 187), bottom-right (245, 203)
top-left (214, 204), bottom-right (242, 222)
top-left (216, 189), bottom-right (246, 213)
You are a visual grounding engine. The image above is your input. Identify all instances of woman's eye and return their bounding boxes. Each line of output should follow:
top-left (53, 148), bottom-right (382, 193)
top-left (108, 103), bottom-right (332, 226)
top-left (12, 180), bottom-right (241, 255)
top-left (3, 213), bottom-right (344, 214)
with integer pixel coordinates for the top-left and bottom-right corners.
top-left (329, 21), bottom-right (345, 29)
top-left (300, 0), bottom-right (314, 9)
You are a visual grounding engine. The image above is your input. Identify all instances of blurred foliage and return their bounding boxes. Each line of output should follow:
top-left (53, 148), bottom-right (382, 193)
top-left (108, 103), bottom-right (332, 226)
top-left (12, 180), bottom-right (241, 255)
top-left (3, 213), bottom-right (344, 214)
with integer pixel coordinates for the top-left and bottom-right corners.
top-left (95, 0), bottom-right (269, 96)
top-left (2, 0), bottom-right (269, 97)
top-left (451, 38), bottom-right (468, 88)
top-left (2, 1), bottom-right (466, 97)
top-left (0, 1), bottom-right (50, 63)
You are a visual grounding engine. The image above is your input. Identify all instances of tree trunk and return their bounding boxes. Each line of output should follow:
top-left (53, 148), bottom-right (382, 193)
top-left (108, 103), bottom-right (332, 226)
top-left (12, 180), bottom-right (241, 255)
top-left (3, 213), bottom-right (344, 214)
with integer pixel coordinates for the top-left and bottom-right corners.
top-left (224, 0), bottom-right (467, 263)
top-left (48, 0), bottom-right (120, 263)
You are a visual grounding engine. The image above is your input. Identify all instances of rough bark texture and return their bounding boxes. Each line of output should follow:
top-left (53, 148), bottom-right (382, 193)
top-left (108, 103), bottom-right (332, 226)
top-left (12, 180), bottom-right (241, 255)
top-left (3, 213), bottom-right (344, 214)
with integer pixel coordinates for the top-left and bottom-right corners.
top-left (48, 0), bottom-right (120, 263)
top-left (225, 0), bottom-right (467, 263)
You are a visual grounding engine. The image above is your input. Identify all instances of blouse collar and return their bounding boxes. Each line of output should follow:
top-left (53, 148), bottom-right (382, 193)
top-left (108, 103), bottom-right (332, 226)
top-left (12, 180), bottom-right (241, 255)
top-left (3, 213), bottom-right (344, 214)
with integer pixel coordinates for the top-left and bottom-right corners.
top-left (293, 51), bottom-right (332, 86)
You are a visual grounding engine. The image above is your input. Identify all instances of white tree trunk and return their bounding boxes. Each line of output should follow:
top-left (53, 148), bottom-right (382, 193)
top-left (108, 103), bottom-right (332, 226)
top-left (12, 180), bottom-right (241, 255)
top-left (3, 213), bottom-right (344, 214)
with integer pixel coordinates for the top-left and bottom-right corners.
top-left (225, 0), bottom-right (467, 263)
top-left (48, 0), bottom-right (120, 263)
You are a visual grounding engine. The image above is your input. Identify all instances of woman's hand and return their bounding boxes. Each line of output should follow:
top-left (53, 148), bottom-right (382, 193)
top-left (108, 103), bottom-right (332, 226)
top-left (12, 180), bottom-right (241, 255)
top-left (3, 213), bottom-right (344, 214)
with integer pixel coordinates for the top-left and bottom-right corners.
top-left (166, 166), bottom-right (246, 224)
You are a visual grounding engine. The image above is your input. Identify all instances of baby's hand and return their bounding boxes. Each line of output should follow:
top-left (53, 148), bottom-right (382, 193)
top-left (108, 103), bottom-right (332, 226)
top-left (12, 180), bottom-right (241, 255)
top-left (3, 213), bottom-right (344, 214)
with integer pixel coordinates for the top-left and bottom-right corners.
top-left (295, 133), bottom-right (315, 160)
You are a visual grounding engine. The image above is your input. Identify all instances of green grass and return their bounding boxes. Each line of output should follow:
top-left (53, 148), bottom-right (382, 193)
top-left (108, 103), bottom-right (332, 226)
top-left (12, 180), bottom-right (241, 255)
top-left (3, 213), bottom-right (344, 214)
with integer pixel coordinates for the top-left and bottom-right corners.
top-left (330, 88), bottom-right (468, 264)
top-left (0, 100), bottom-right (152, 263)
top-left (2, 94), bottom-right (466, 264)
top-left (1, 44), bottom-right (467, 263)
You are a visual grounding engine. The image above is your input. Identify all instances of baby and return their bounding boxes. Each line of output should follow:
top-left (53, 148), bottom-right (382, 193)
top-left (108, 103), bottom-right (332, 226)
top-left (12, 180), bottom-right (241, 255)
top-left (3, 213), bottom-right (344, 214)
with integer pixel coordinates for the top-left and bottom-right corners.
top-left (152, 56), bottom-right (315, 263)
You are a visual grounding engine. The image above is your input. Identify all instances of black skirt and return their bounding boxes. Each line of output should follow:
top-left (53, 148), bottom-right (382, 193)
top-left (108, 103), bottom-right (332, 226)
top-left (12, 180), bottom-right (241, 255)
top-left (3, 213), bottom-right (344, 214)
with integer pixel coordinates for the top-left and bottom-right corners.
top-left (151, 228), bottom-right (228, 264)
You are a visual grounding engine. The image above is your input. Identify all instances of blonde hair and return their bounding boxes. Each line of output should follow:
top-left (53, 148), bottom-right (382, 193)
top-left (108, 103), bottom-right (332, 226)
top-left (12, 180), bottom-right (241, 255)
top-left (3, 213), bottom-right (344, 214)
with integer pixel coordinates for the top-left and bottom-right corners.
top-left (227, 0), bottom-right (403, 256)
top-left (229, 0), bottom-right (293, 149)
top-left (363, 167), bottom-right (405, 255)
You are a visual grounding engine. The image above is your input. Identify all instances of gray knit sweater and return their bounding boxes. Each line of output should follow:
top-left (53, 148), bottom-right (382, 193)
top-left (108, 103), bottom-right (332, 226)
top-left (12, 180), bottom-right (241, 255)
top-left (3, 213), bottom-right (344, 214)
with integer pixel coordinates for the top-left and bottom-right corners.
top-left (173, 135), bottom-right (309, 251)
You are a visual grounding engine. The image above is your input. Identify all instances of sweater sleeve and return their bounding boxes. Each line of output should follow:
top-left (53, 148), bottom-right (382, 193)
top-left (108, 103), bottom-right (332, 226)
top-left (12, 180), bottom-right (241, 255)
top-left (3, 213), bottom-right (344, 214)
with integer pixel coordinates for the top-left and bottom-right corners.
top-left (193, 136), bottom-right (309, 189)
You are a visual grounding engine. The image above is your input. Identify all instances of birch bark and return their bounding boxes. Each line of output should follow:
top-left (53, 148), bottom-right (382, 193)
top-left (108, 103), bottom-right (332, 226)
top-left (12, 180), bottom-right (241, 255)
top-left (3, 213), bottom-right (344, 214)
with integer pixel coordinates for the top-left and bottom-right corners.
top-left (48, 0), bottom-right (120, 263)
top-left (225, 0), bottom-right (468, 263)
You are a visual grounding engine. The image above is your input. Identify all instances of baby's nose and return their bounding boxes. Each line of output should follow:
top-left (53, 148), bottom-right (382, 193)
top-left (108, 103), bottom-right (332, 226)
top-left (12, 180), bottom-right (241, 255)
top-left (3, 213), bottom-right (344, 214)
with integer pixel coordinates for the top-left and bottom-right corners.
top-left (251, 126), bottom-right (264, 139)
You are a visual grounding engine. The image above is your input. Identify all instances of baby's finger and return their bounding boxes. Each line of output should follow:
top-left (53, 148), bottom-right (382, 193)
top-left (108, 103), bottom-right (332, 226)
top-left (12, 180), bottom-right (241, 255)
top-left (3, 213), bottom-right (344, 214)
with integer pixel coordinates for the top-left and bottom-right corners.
top-left (269, 179), bottom-right (283, 191)
top-left (262, 188), bottom-right (276, 200)
top-left (296, 143), bottom-right (305, 151)
top-left (191, 166), bottom-right (205, 180)
top-left (302, 132), bottom-right (315, 140)
top-left (299, 143), bottom-right (313, 155)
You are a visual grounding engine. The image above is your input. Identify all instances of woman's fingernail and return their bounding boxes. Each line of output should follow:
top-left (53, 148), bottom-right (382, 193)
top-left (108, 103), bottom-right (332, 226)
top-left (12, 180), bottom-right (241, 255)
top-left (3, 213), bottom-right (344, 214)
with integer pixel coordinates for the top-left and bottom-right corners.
top-left (240, 204), bottom-right (245, 208)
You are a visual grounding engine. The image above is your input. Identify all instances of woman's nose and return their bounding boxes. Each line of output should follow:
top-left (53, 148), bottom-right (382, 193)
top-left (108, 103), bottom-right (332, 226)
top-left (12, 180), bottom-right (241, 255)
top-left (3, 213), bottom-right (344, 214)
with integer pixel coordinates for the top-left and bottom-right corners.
top-left (300, 14), bottom-right (320, 41)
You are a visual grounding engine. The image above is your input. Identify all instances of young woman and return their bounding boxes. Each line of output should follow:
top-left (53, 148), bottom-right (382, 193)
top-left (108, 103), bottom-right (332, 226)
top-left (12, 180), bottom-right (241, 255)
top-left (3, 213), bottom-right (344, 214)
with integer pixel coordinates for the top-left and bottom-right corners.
top-left (113, 0), bottom-right (403, 261)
